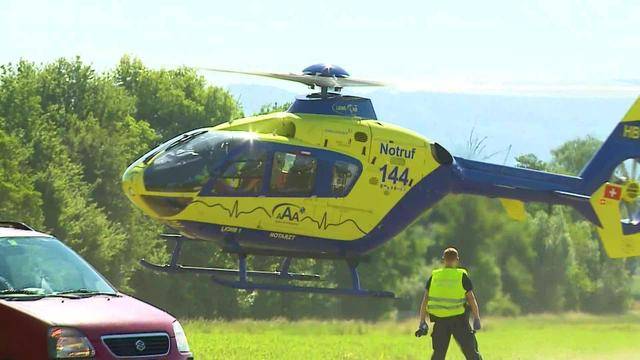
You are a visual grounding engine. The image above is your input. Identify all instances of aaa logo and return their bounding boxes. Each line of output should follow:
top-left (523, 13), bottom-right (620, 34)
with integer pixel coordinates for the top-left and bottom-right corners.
top-left (273, 203), bottom-right (306, 223)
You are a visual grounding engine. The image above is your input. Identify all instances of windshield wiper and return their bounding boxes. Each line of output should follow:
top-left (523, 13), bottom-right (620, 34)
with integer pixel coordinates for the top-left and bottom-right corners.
top-left (0, 288), bottom-right (120, 300)
top-left (0, 288), bottom-right (43, 296)
top-left (0, 289), bottom-right (78, 300)
top-left (54, 289), bottom-right (120, 297)
top-left (163, 130), bottom-right (208, 152)
top-left (143, 130), bottom-right (208, 164)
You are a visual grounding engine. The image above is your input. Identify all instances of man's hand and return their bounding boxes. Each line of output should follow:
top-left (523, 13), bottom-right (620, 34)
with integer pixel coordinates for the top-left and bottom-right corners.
top-left (473, 317), bottom-right (482, 331)
top-left (415, 321), bottom-right (429, 337)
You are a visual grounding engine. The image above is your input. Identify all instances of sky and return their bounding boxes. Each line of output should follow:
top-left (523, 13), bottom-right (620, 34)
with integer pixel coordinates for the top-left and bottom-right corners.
top-left (2, 0), bottom-right (640, 96)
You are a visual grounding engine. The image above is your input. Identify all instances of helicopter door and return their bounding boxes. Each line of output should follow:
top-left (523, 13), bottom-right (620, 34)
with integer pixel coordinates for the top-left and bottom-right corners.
top-left (268, 150), bottom-right (320, 234)
top-left (210, 145), bottom-right (267, 196)
top-left (317, 123), bottom-right (372, 239)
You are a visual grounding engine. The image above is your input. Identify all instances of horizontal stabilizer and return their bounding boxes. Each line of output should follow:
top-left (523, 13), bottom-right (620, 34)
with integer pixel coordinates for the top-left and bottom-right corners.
top-left (499, 198), bottom-right (526, 221)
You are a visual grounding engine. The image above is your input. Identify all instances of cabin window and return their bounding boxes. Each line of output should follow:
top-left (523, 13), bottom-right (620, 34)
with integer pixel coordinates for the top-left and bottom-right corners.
top-left (213, 148), bottom-right (267, 194)
top-left (331, 161), bottom-right (359, 196)
top-left (270, 152), bottom-right (317, 195)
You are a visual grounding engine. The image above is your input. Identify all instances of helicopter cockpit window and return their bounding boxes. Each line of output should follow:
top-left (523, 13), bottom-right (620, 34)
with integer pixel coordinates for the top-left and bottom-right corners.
top-left (213, 148), bottom-right (267, 194)
top-left (144, 131), bottom-right (229, 192)
top-left (270, 152), bottom-right (317, 195)
top-left (331, 161), bottom-right (360, 196)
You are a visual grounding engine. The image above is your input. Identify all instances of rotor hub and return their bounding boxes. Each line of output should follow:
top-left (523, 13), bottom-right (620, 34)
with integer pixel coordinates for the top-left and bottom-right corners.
top-left (302, 64), bottom-right (350, 78)
top-left (611, 158), bottom-right (640, 222)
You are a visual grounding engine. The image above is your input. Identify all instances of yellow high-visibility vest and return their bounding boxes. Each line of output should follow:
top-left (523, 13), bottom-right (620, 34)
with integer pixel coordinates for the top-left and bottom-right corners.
top-left (427, 267), bottom-right (468, 318)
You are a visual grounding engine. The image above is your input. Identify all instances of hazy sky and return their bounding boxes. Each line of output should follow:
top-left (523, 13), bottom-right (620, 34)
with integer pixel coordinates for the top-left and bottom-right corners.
top-left (2, 0), bottom-right (640, 95)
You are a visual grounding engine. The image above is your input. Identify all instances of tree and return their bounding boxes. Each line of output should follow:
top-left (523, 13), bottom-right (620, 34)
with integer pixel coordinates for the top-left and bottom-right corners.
top-left (255, 102), bottom-right (292, 116)
top-left (528, 209), bottom-right (572, 312)
top-left (515, 153), bottom-right (547, 171)
top-left (114, 56), bottom-right (243, 139)
top-left (549, 136), bottom-right (602, 175)
top-left (0, 127), bottom-right (42, 225)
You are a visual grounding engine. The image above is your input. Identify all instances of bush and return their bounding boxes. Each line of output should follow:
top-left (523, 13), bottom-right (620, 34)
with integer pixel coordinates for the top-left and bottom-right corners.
top-left (486, 291), bottom-right (521, 317)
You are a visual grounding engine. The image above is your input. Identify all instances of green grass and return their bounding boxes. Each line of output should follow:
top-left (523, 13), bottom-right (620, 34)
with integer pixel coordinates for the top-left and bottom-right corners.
top-left (183, 313), bottom-right (640, 360)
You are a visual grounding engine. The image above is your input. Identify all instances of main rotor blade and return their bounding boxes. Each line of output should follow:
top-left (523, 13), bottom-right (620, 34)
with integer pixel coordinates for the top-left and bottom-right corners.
top-left (336, 77), bottom-right (386, 87)
top-left (199, 68), bottom-right (384, 88)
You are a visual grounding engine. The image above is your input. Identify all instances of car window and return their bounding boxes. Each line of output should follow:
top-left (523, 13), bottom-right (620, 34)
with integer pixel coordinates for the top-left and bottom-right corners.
top-left (331, 161), bottom-right (360, 196)
top-left (270, 152), bottom-right (317, 195)
top-left (213, 147), bottom-right (267, 194)
top-left (0, 237), bottom-right (115, 295)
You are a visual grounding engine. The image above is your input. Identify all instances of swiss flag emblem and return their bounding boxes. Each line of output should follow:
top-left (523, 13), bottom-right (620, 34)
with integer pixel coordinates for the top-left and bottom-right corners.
top-left (604, 184), bottom-right (622, 200)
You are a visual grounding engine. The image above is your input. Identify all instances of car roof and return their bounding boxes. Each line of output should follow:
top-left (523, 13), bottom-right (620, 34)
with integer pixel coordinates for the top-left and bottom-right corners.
top-left (0, 227), bottom-right (51, 238)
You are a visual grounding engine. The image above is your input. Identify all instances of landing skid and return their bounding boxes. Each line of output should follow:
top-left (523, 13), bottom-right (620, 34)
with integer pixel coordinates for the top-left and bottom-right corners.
top-left (140, 234), bottom-right (395, 299)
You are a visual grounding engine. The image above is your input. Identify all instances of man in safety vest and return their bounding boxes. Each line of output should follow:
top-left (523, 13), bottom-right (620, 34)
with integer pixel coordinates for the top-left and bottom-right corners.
top-left (415, 247), bottom-right (482, 360)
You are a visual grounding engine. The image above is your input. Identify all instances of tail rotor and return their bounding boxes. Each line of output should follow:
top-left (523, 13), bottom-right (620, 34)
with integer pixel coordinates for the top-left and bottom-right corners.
top-left (610, 158), bottom-right (640, 224)
top-left (582, 97), bottom-right (640, 258)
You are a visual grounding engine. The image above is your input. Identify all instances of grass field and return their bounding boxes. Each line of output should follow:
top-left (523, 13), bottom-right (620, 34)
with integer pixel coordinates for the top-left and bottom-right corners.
top-left (183, 312), bottom-right (640, 359)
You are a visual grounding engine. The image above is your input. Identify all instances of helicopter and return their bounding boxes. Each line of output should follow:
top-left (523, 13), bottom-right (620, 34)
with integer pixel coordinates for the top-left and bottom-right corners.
top-left (122, 63), bottom-right (640, 298)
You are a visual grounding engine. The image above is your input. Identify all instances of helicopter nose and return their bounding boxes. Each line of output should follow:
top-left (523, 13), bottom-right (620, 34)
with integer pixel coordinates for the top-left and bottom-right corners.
top-left (122, 163), bottom-right (146, 205)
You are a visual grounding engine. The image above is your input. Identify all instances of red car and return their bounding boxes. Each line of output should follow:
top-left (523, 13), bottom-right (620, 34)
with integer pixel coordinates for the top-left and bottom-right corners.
top-left (0, 222), bottom-right (194, 360)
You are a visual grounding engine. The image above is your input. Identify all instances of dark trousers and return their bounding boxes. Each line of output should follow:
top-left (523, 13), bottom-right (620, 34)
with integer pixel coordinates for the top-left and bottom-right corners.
top-left (430, 314), bottom-right (482, 360)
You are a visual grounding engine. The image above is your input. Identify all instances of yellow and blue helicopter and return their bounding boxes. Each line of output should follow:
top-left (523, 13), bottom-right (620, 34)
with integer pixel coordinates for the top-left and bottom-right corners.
top-left (122, 64), bottom-right (640, 298)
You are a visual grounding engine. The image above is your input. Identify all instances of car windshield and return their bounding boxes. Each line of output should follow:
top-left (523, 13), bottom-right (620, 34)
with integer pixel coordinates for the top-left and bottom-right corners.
top-left (0, 236), bottom-right (116, 298)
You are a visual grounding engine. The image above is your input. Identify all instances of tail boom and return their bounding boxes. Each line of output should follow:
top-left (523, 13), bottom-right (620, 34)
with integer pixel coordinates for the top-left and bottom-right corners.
top-left (449, 97), bottom-right (640, 258)
top-left (451, 157), bottom-right (599, 225)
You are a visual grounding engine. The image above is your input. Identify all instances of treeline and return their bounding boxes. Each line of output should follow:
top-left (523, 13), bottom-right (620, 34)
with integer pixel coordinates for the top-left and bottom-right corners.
top-left (0, 57), bottom-right (635, 320)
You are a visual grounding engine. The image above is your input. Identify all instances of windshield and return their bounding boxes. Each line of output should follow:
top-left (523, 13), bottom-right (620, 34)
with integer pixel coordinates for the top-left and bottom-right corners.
top-left (0, 236), bottom-right (115, 298)
top-left (144, 131), bottom-right (230, 192)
